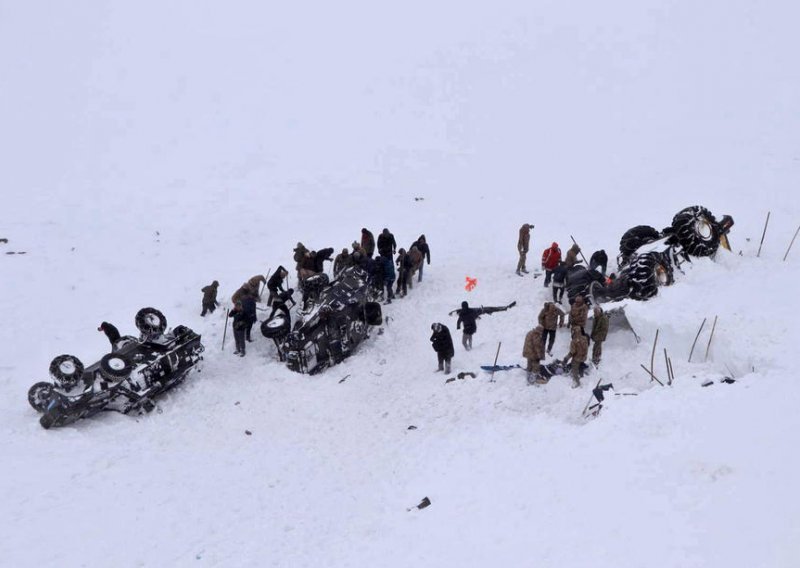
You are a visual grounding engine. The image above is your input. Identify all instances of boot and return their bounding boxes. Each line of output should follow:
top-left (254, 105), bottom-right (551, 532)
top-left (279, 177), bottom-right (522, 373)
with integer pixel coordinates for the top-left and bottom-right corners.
top-left (445, 362), bottom-right (451, 374)
top-left (522, 268), bottom-right (529, 273)
top-left (571, 378), bottom-right (581, 388)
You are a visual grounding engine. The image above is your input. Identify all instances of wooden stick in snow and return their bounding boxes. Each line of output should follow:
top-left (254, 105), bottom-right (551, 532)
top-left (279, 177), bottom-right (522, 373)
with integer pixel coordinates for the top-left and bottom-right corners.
top-left (649, 329), bottom-right (660, 382)
top-left (704, 315), bottom-right (718, 362)
top-left (757, 211), bottom-right (770, 257)
top-left (688, 318), bottom-right (707, 362)
top-left (784, 224), bottom-right (800, 261)
top-left (639, 364), bottom-right (664, 386)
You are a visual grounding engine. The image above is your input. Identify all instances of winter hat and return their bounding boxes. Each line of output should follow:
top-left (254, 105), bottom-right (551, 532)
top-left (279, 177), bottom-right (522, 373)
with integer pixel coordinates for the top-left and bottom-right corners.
top-left (461, 301), bottom-right (469, 309)
top-left (212, 280), bottom-right (219, 286)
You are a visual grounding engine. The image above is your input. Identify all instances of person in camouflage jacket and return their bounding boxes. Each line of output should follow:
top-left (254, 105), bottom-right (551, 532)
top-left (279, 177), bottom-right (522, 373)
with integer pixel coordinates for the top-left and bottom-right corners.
top-left (516, 223), bottom-right (533, 275)
top-left (537, 302), bottom-right (565, 354)
top-left (522, 325), bottom-right (546, 383)
top-left (563, 326), bottom-right (589, 387)
top-left (201, 280), bottom-right (220, 316)
top-left (590, 306), bottom-right (609, 365)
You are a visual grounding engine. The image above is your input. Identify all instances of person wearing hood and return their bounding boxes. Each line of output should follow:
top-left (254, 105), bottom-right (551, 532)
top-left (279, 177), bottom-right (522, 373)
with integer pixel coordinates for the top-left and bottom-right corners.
top-left (430, 322), bottom-right (454, 373)
top-left (516, 223), bottom-right (533, 275)
top-left (333, 248), bottom-right (353, 277)
top-left (201, 280), bottom-right (220, 316)
top-left (522, 325), bottom-right (546, 384)
top-left (267, 266), bottom-right (289, 306)
top-left (377, 228), bottom-right (397, 259)
top-left (563, 326), bottom-right (589, 388)
top-left (537, 301), bottom-right (565, 355)
top-left (589, 249), bottom-right (608, 276)
top-left (565, 243), bottom-right (582, 268)
top-left (412, 235), bottom-right (431, 282)
top-left (455, 300), bottom-right (515, 350)
top-left (541, 242), bottom-right (562, 287)
top-left (360, 228), bottom-right (376, 258)
top-left (247, 274), bottom-right (267, 299)
top-left (98, 321), bottom-right (121, 349)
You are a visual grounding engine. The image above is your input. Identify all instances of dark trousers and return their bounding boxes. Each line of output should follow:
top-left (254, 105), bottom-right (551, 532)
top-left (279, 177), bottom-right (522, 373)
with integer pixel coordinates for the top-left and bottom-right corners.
top-left (396, 270), bottom-right (408, 295)
top-left (234, 327), bottom-right (246, 354)
top-left (437, 353), bottom-right (451, 373)
top-left (542, 329), bottom-right (556, 353)
top-left (385, 280), bottom-right (395, 301)
top-left (544, 270), bottom-right (553, 286)
top-left (201, 302), bottom-right (216, 316)
top-left (553, 284), bottom-right (565, 303)
top-left (245, 320), bottom-right (255, 341)
top-left (418, 262), bottom-right (425, 282)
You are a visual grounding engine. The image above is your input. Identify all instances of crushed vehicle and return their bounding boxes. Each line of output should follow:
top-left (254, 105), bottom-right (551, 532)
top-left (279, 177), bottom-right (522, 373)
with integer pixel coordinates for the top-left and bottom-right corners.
top-left (27, 308), bottom-right (204, 429)
top-left (587, 205), bottom-right (734, 304)
top-left (261, 266), bottom-right (383, 374)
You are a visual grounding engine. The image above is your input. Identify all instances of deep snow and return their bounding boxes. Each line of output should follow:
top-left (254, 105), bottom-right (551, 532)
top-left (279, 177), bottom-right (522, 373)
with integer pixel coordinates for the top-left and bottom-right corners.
top-left (2, 1), bottom-right (800, 566)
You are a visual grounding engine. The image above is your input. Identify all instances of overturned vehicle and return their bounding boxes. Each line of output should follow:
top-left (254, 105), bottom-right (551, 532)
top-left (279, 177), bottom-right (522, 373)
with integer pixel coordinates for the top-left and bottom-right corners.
top-left (566, 205), bottom-right (734, 305)
top-left (27, 308), bottom-right (204, 429)
top-left (261, 266), bottom-right (383, 374)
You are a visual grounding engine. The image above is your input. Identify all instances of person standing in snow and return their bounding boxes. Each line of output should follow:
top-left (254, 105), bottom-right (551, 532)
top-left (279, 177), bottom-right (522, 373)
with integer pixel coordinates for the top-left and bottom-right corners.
top-left (516, 223), bottom-right (533, 275)
top-left (455, 301), bottom-right (515, 351)
top-left (200, 280), bottom-right (220, 316)
top-left (98, 321), bottom-right (120, 349)
top-left (407, 245), bottom-right (423, 288)
top-left (377, 228), bottom-right (397, 260)
top-left (522, 325), bottom-right (546, 384)
top-left (361, 228), bottom-right (376, 258)
top-left (430, 323), bottom-right (454, 373)
top-left (563, 326), bottom-right (589, 387)
top-left (266, 266), bottom-right (289, 307)
top-left (541, 242), bottom-right (561, 287)
top-left (590, 306), bottom-right (609, 365)
top-left (537, 301), bottom-right (565, 355)
top-left (380, 254), bottom-right (395, 303)
top-left (230, 302), bottom-right (248, 357)
top-left (589, 249), bottom-right (608, 276)
top-left (240, 290), bottom-right (258, 343)
top-left (552, 261), bottom-right (568, 304)
top-left (293, 242), bottom-right (309, 281)
top-left (564, 243), bottom-right (582, 268)
top-left (568, 295), bottom-right (589, 335)
top-left (412, 235), bottom-right (431, 282)
top-left (395, 248), bottom-right (413, 297)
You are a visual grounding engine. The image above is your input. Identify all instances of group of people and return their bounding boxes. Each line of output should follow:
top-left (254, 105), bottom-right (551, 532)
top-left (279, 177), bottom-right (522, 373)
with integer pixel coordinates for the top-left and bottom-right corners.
top-left (522, 296), bottom-right (609, 387)
top-left (200, 228), bottom-right (432, 357)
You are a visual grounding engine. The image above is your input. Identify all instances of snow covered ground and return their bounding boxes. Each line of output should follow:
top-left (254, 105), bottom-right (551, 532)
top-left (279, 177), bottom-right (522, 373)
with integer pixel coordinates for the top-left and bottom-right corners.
top-left (2, 1), bottom-right (800, 566)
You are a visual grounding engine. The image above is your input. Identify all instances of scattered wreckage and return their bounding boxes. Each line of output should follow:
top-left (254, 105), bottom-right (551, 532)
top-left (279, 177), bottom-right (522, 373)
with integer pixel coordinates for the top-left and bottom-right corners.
top-left (27, 308), bottom-right (204, 429)
top-left (261, 266), bottom-right (383, 374)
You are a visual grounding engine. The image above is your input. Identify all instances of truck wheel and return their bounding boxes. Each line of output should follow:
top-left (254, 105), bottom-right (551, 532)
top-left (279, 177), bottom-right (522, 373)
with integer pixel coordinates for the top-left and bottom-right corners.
top-left (135, 307), bottom-right (167, 335)
top-left (99, 353), bottom-right (134, 381)
top-left (618, 225), bottom-right (662, 265)
top-left (671, 206), bottom-right (720, 257)
top-left (261, 315), bottom-right (290, 338)
top-left (28, 382), bottom-right (53, 412)
top-left (628, 252), bottom-right (674, 300)
top-left (48, 355), bottom-right (84, 388)
top-left (364, 302), bottom-right (382, 325)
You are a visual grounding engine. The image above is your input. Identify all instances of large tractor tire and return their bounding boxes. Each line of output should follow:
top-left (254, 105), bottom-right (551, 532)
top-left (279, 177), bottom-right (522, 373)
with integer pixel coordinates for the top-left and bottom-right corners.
top-left (135, 307), bottom-right (168, 336)
top-left (99, 352), bottom-right (134, 382)
top-left (671, 206), bottom-right (720, 257)
top-left (618, 225), bottom-right (662, 266)
top-left (261, 314), bottom-right (291, 339)
top-left (48, 355), bottom-right (85, 389)
top-left (28, 382), bottom-right (54, 412)
top-left (627, 252), bottom-right (674, 301)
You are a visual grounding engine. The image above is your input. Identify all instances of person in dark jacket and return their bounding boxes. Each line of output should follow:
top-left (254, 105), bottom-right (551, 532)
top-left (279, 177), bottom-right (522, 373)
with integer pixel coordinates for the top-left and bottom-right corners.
top-left (455, 300), bottom-right (514, 350)
top-left (201, 280), bottom-right (220, 316)
top-left (312, 247), bottom-right (334, 274)
top-left (268, 289), bottom-right (296, 320)
top-left (377, 228), bottom-right (397, 259)
top-left (589, 250), bottom-right (608, 276)
top-left (413, 235), bottom-right (431, 282)
top-left (240, 291), bottom-right (258, 342)
top-left (395, 248), bottom-right (413, 297)
top-left (230, 302), bottom-right (248, 356)
top-left (430, 323), bottom-right (454, 373)
top-left (98, 321), bottom-right (121, 349)
top-left (551, 261), bottom-right (568, 303)
top-left (267, 266), bottom-right (288, 306)
top-left (380, 255), bottom-right (395, 303)
top-left (360, 228), bottom-right (375, 258)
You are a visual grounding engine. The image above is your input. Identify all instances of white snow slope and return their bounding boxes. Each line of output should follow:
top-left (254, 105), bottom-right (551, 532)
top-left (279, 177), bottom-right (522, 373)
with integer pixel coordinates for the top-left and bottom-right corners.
top-left (2, 1), bottom-right (800, 566)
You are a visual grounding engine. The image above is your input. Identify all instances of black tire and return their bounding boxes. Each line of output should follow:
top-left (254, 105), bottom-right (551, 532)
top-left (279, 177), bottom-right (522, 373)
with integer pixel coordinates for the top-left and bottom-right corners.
top-left (48, 355), bottom-right (84, 388)
top-left (628, 252), bottom-right (674, 301)
top-left (261, 314), bottom-right (291, 338)
top-left (28, 382), bottom-right (53, 412)
top-left (99, 352), bottom-right (134, 381)
top-left (172, 325), bottom-right (189, 337)
top-left (619, 225), bottom-right (662, 265)
top-left (135, 307), bottom-right (167, 336)
top-left (364, 301), bottom-right (382, 326)
top-left (671, 206), bottom-right (720, 257)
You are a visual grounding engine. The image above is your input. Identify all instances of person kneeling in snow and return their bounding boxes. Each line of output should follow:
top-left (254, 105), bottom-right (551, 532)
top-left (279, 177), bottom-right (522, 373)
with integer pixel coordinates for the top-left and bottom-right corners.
top-left (430, 323), bottom-right (454, 373)
top-left (522, 325), bottom-right (546, 385)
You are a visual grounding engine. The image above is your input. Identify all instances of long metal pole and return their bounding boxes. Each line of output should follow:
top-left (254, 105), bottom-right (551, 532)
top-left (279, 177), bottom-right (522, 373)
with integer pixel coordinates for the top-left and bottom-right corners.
top-left (757, 211), bottom-right (770, 257)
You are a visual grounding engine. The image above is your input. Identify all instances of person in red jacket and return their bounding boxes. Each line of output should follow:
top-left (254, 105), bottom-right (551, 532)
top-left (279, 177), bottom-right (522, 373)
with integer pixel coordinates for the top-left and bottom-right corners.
top-left (541, 242), bottom-right (562, 287)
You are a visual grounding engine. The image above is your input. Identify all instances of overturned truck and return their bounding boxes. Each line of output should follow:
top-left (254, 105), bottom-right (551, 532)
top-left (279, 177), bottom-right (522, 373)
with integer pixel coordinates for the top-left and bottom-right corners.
top-left (568, 205), bottom-right (734, 305)
top-left (27, 308), bottom-right (204, 429)
top-left (261, 266), bottom-right (383, 374)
